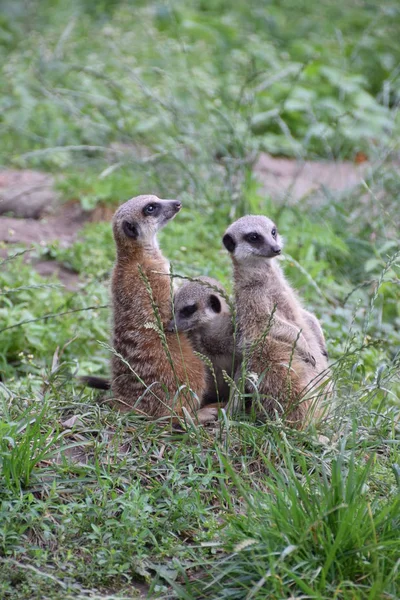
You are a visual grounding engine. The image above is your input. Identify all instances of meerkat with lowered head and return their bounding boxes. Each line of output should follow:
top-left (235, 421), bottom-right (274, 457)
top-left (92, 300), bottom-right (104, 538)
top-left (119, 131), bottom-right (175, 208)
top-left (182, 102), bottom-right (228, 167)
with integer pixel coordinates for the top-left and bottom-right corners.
top-left (223, 215), bottom-right (328, 426)
top-left (167, 277), bottom-right (238, 403)
top-left (81, 278), bottom-right (238, 403)
top-left (110, 195), bottom-right (217, 423)
top-left (81, 278), bottom-right (237, 404)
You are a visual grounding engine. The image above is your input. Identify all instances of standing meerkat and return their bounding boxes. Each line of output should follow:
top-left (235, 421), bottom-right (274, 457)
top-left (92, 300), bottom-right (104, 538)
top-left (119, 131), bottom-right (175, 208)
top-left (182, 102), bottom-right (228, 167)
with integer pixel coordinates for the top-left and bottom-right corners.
top-left (167, 277), bottom-right (238, 403)
top-left (110, 195), bottom-right (217, 423)
top-left (222, 215), bottom-right (328, 426)
top-left (224, 216), bottom-right (329, 369)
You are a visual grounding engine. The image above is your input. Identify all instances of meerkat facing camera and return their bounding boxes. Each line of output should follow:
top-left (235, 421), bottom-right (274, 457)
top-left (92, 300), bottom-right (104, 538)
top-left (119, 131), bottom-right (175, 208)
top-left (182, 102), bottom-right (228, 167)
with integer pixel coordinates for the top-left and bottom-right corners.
top-left (80, 279), bottom-right (240, 405)
top-left (167, 277), bottom-right (238, 403)
top-left (110, 195), bottom-right (217, 424)
top-left (223, 215), bottom-right (329, 426)
top-left (223, 216), bottom-right (329, 371)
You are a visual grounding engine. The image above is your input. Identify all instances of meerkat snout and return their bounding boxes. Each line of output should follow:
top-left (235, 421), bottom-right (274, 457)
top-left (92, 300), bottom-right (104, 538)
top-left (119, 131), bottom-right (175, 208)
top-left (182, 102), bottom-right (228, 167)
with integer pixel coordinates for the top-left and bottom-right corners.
top-left (166, 302), bottom-right (199, 333)
top-left (223, 215), bottom-right (283, 262)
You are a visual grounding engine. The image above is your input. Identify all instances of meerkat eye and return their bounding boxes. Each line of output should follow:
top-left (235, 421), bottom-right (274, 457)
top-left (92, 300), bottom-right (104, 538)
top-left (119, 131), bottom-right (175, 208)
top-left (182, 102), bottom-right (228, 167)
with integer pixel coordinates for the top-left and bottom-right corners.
top-left (271, 228), bottom-right (277, 238)
top-left (180, 304), bottom-right (198, 318)
top-left (143, 203), bottom-right (159, 216)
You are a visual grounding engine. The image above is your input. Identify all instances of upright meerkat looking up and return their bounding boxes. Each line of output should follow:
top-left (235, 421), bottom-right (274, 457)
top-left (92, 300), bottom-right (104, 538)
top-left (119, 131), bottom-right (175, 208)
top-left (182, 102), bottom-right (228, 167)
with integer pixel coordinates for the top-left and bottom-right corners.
top-left (167, 277), bottom-right (238, 403)
top-left (223, 215), bottom-right (327, 426)
top-left (110, 195), bottom-right (216, 423)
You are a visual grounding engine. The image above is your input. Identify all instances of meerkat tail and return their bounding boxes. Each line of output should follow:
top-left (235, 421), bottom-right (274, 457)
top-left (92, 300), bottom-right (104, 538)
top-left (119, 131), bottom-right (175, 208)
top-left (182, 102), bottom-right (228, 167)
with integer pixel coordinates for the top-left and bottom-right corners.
top-left (80, 375), bottom-right (111, 390)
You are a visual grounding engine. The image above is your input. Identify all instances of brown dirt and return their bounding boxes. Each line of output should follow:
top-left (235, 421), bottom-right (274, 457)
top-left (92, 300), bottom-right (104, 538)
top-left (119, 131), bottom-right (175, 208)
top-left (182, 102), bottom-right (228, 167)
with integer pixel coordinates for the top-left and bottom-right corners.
top-left (0, 159), bottom-right (371, 287)
top-left (0, 169), bottom-right (91, 289)
top-left (33, 259), bottom-right (81, 291)
top-left (0, 199), bottom-right (91, 291)
top-left (0, 201), bottom-right (88, 246)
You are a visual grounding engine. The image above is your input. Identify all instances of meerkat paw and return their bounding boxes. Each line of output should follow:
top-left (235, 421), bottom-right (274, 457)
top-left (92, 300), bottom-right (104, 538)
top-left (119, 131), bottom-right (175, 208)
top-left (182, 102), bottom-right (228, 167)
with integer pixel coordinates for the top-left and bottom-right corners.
top-left (302, 351), bottom-right (316, 367)
top-left (196, 405), bottom-right (219, 424)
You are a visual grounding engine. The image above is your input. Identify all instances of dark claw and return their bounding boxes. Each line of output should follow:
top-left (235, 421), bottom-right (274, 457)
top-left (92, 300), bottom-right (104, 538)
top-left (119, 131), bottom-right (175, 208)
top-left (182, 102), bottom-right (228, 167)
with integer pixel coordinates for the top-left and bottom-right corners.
top-left (304, 354), bottom-right (316, 367)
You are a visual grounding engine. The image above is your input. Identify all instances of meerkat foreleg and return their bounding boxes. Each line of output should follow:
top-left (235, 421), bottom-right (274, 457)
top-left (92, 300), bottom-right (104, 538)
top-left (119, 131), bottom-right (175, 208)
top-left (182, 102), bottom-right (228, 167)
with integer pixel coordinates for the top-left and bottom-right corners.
top-left (267, 313), bottom-right (316, 367)
top-left (301, 310), bottom-right (328, 358)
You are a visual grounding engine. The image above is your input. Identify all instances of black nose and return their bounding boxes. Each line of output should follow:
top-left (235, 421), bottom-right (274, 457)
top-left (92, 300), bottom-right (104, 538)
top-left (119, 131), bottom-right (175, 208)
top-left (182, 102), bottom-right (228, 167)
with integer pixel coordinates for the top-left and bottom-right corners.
top-left (166, 320), bottom-right (176, 332)
top-left (173, 201), bottom-right (182, 212)
top-left (272, 246), bottom-right (281, 255)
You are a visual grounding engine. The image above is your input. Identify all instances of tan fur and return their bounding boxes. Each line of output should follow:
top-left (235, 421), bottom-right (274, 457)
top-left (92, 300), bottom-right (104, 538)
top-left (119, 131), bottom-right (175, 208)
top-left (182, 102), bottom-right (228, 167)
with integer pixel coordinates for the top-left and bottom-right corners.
top-left (223, 215), bottom-right (329, 426)
top-left (168, 277), bottom-right (238, 403)
top-left (231, 268), bottom-right (314, 426)
top-left (236, 259), bottom-right (329, 385)
top-left (302, 310), bottom-right (329, 361)
top-left (110, 195), bottom-right (216, 423)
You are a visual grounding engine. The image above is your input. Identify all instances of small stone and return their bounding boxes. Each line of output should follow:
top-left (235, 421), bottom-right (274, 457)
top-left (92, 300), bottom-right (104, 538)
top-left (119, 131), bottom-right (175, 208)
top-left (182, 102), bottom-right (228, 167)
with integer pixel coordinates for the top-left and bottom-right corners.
top-left (61, 415), bottom-right (82, 429)
top-left (0, 169), bottom-right (58, 219)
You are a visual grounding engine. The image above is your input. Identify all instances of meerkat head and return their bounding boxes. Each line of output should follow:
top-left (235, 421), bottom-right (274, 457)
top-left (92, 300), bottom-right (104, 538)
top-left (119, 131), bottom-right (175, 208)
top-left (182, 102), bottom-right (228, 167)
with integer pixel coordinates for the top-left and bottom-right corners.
top-left (112, 194), bottom-right (182, 251)
top-left (222, 215), bottom-right (283, 264)
top-left (166, 277), bottom-right (229, 333)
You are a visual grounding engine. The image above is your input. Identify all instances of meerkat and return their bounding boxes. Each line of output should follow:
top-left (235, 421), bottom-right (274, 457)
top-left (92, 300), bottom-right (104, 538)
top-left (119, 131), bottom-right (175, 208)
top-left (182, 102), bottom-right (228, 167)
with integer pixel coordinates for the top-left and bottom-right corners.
top-left (109, 195), bottom-right (217, 424)
top-left (80, 276), bottom-right (238, 402)
top-left (81, 277), bottom-right (238, 406)
top-left (223, 216), bottom-right (329, 368)
top-left (166, 277), bottom-right (238, 403)
top-left (222, 215), bottom-right (329, 426)
top-left (81, 277), bottom-right (239, 404)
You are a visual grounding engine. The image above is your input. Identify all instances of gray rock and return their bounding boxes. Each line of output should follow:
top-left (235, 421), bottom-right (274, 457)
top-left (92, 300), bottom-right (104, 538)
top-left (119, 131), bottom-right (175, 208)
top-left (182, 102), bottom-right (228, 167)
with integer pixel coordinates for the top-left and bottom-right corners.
top-left (254, 153), bottom-right (368, 204)
top-left (0, 169), bottom-right (58, 218)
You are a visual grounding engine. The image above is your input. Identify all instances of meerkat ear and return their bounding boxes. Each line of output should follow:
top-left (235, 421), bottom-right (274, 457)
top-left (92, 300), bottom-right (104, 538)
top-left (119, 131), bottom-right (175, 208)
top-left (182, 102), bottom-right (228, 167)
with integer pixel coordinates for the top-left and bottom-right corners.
top-left (122, 220), bottom-right (139, 239)
top-left (223, 233), bottom-right (236, 253)
top-left (208, 294), bottom-right (222, 313)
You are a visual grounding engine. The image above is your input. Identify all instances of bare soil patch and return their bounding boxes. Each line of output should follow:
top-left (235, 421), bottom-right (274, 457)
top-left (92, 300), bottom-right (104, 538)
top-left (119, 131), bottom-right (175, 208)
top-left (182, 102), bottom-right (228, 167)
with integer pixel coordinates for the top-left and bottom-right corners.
top-left (0, 169), bottom-right (91, 289)
top-left (0, 201), bottom-right (89, 290)
top-left (0, 202), bottom-right (87, 246)
top-left (254, 153), bottom-right (368, 203)
top-left (0, 160), bottom-right (370, 289)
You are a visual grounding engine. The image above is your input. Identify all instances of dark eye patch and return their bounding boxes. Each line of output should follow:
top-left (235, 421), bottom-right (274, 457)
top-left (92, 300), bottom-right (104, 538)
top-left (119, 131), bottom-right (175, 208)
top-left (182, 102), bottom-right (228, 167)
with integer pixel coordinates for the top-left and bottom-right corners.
top-left (122, 220), bottom-right (139, 239)
top-left (244, 232), bottom-right (264, 246)
top-left (143, 203), bottom-right (161, 217)
top-left (208, 294), bottom-right (221, 314)
top-left (179, 304), bottom-right (198, 318)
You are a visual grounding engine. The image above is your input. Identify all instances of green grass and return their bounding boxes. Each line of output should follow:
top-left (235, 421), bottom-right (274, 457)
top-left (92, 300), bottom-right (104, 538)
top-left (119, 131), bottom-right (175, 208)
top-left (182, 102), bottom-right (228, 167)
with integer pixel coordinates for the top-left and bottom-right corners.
top-left (1, 1), bottom-right (400, 598)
